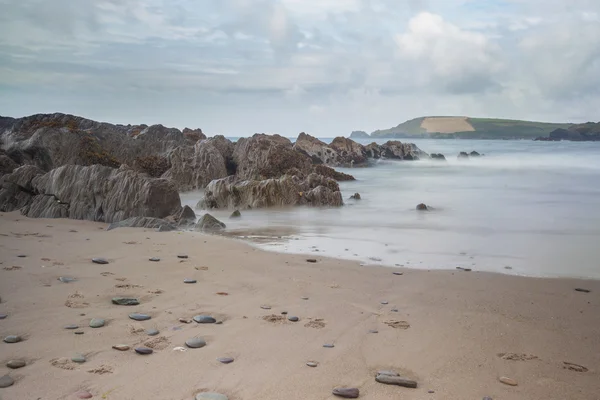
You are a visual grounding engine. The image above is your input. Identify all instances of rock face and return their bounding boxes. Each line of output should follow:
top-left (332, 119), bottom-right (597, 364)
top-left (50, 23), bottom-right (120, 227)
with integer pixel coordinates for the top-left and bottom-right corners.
top-left (195, 213), bottom-right (226, 232)
top-left (233, 134), bottom-right (312, 180)
top-left (535, 123), bottom-right (600, 141)
top-left (162, 136), bottom-right (234, 191)
top-left (200, 174), bottom-right (343, 210)
top-left (329, 136), bottom-right (369, 166)
top-left (1, 164), bottom-right (182, 223)
top-left (313, 165), bottom-right (355, 181)
top-left (364, 141), bottom-right (427, 160)
top-left (294, 133), bottom-right (369, 167)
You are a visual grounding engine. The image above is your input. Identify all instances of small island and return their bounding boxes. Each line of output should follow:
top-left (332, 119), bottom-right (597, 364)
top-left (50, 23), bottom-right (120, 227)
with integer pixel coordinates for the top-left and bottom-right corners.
top-left (349, 130), bottom-right (370, 139)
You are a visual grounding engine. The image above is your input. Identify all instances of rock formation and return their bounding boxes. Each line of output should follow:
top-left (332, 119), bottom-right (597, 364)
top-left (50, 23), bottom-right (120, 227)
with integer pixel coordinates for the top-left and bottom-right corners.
top-left (195, 213), bottom-right (226, 232)
top-left (294, 133), bottom-right (369, 167)
top-left (107, 217), bottom-right (177, 231)
top-left (328, 137), bottom-right (370, 166)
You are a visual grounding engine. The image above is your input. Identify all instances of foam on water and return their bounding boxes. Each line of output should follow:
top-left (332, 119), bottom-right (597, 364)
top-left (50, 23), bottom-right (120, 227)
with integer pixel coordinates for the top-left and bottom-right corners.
top-left (182, 139), bottom-right (600, 279)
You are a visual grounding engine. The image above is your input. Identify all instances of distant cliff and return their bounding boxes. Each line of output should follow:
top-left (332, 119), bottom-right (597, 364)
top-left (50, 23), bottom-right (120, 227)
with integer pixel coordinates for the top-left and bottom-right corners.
top-left (535, 122), bottom-right (600, 141)
top-left (371, 116), bottom-right (571, 140)
top-left (349, 130), bottom-right (370, 139)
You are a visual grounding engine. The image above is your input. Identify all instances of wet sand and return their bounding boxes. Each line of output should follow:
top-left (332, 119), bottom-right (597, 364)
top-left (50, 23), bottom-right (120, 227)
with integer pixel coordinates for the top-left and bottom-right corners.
top-left (0, 211), bottom-right (598, 400)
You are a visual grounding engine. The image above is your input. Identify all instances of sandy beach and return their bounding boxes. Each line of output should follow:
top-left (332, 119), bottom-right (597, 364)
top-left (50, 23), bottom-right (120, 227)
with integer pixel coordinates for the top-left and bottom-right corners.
top-left (0, 211), bottom-right (598, 400)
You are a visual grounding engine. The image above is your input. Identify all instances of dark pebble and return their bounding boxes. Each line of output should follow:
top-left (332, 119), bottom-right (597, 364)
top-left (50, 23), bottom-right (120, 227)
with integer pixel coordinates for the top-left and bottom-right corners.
top-left (193, 315), bottom-right (216, 324)
top-left (323, 343), bottom-right (335, 348)
top-left (0, 374), bottom-right (14, 388)
top-left (306, 259), bottom-right (317, 263)
top-left (332, 387), bottom-right (359, 398)
top-left (149, 257), bottom-right (160, 262)
top-left (6, 360), bottom-right (26, 369)
top-left (281, 311), bottom-right (288, 315)
top-left (17, 254), bottom-right (27, 258)
top-left (393, 272), bottom-right (403, 275)
top-left (64, 324), bottom-right (79, 330)
top-left (575, 288), bottom-right (591, 293)
top-left (301, 297), bottom-right (309, 300)
top-left (58, 276), bottom-right (77, 283)
top-left (456, 267), bottom-right (472, 272)
top-left (0, 314), bottom-right (7, 319)
top-left (183, 279), bottom-right (197, 284)
top-left (185, 337), bottom-right (207, 348)
top-left (217, 357), bottom-right (234, 364)
top-left (74, 331), bottom-right (84, 335)
top-left (288, 316), bottom-right (299, 322)
top-left (112, 297), bottom-right (140, 306)
top-left (92, 258), bottom-right (109, 264)
top-left (177, 254), bottom-right (188, 259)
top-left (129, 313), bottom-right (151, 321)
top-left (369, 329), bottom-right (378, 334)
top-left (428, 390), bottom-right (435, 393)
top-left (135, 347), bottom-right (153, 355)
top-left (391, 308), bottom-right (398, 312)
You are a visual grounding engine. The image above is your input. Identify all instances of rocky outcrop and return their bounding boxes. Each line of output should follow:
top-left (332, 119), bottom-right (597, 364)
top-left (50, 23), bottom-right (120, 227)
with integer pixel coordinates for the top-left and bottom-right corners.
top-left (350, 193), bottom-right (361, 200)
top-left (430, 153), bottom-right (446, 161)
top-left (313, 165), bottom-right (355, 181)
top-left (458, 152), bottom-right (469, 159)
top-left (364, 141), bottom-right (427, 160)
top-left (234, 134), bottom-right (312, 180)
top-left (535, 123), bottom-right (600, 141)
top-left (0, 165), bottom-right (45, 212)
top-left (173, 205), bottom-right (197, 226)
top-left (162, 136), bottom-right (234, 191)
top-left (199, 173), bottom-right (343, 210)
top-left (107, 217), bottom-right (177, 231)
top-left (329, 137), bottom-right (369, 166)
top-left (195, 213), bottom-right (226, 232)
top-left (349, 131), bottom-right (370, 139)
top-left (293, 133), bottom-right (368, 167)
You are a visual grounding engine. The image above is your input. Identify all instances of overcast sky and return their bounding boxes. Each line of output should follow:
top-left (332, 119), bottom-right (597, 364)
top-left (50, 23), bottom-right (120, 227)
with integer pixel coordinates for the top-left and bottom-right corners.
top-left (1, 0), bottom-right (599, 136)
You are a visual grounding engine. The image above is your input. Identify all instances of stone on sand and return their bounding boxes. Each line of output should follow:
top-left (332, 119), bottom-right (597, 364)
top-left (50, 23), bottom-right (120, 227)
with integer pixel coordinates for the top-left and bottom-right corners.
top-left (89, 318), bottom-right (105, 328)
top-left (3, 335), bottom-right (21, 343)
top-left (0, 375), bottom-right (14, 388)
top-left (217, 357), bottom-right (234, 364)
top-left (71, 354), bottom-right (86, 363)
top-left (75, 390), bottom-right (93, 399)
top-left (112, 344), bottom-right (130, 351)
top-left (112, 297), bottom-right (140, 306)
top-left (146, 328), bottom-right (159, 336)
top-left (193, 315), bottom-right (216, 324)
top-left (58, 276), bottom-right (76, 283)
top-left (129, 313), bottom-right (151, 321)
top-left (185, 337), bottom-right (207, 349)
top-left (375, 373), bottom-right (418, 388)
top-left (149, 257), bottom-right (160, 262)
top-left (306, 362), bottom-right (318, 367)
top-left (135, 347), bottom-right (153, 355)
top-left (6, 360), bottom-right (26, 369)
top-left (288, 316), bottom-right (299, 322)
top-left (183, 279), bottom-right (197, 284)
top-left (499, 376), bottom-right (518, 386)
top-left (91, 258), bottom-right (109, 264)
top-left (332, 387), bottom-right (359, 398)
top-left (0, 313), bottom-right (7, 319)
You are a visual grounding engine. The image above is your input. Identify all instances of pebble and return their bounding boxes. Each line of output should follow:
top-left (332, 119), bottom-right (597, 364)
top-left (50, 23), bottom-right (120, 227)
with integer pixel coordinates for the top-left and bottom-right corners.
top-left (381, 301), bottom-right (388, 305)
top-left (183, 279), bottom-right (197, 284)
top-left (6, 360), bottom-right (26, 369)
top-left (112, 297), bottom-right (140, 306)
top-left (260, 305), bottom-right (271, 310)
top-left (391, 308), bottom-right (399, 312)
top-left (0, 314), bottom-right (8, 319)
top-left (179, 318), bottom-right (192, 324)
top-left (149, 257), bottom-right (160, 262)
top-left (575, 288), bottom-right (591, 293)
top-left (301, 297), bottom-right (309, 300)
top-left (112, 344), bottom-right (130, 351)
top-left (306, 259), bottom-right (317, 263)
top-left (288, 316), bottom-right (299, 322)
top-left (74, 331), bottom-right (84, 335)
top-left (89, 318), bottom-right (106, 328)
top-left (393, 272), bottom-right (403, 275)
top-left (64, 324), bottom-right (79, 330)
top-left (17, 254), bottom-right (26, 258)
top-left (135, 347), bottom-right (153, 355)
top-left (217, 357), bottom-right (234, 364)
top-left (281, 311), bottom-right (288, 315)
top-left (75, 390), bottom-right (93, 399)
top-left (306, 362), bottom-right (318, 367)
top-left (58, 276), bottom-right (77, 283)
top-left (193, 315), bottom-right (216, 324)
top-left (375, 373), bottom-right (418, 388)
top-left (185, 337), bottom-right (207, 349)
top-left (71, 354), bottom-right (86, 363)
top-left (428, 390), bottom-right (435, 393)
top-left (3, 335), bottom-right (21, 343)
top-left (323, 343), bottom-right (335, 348)
top-left (195, 393), bottom-right (228, 400)
top-left (332, 387), bottom-right (359, 398)
top-left (129, 313), bottom-right (151, 321)
top-left (91, 258), bottom-right (109, 264)
top-left (369, 329), bottom-right (378, 334)
top-left (0, 375), bottom-right (14, 388)
top-left (499, 376), bottom-right (518, 386)
top-left (146, 328), bottom-right (160, 336)
top-left (177, 254), bottom-right (188, 259)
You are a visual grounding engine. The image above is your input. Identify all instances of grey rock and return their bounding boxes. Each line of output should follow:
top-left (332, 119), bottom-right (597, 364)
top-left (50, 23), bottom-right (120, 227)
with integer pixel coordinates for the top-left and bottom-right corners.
top-left (58, 276), bottom-right (76, 283)
top-left (229, 210), bottom-right (241, 219)
top-left (71, 354), bottom-right (86, 363)
top-left (3, 335), bottom-right (21, 343)
top-left (74, 331), bottom-right (84, 335)
top-left (129, 313), bottom-right (151, 321)
top-left (193, 315), bottom-right (216, 324)
top-left (185, 337), bottom-right (207, 348)
top-left (332, 387), bottom-right (359, 398)
top-left (392, 272), bottom-right (403, 276)
top-left (375, 373), bottom-right (418, 388)
top-left (369, 330), bottom-right (378, 334)
top-left (306, 259), bottom-right (317, 263)
top-left (64, 324), bottom-right (79, 330)
top-left (0, 374), bottom-right (14, 388)
top-left (107, 217), bottom-right (176, 232)
top-left (281, 311), bottom-right (288, 315)
top-left (175, 205), bottom-right (197, 226)
top-left (195, 393), bottom-right (229, 400)
top-left (380, 301), bottom-right (388, 305)
top-left (17, 254), bottom-right (26, 258)
top-left (135, 347), bottom-right (153, 355)
top-left (260, 305), bottom-right (271, 310)
top-left (112, 297), bottom-right (140, 306)
top-left (89, 318), bottom-right (105, 328)
top-left (149, 257), bottom-right (160, 262)
top-left (288, 316), bottom-right (299, 322)
top-left (6, 360), bottom-right (26, 369)
top-left (146, 329), bottom-right (159, 336)
top-left (217, 357), bottom-right (234, 364)
top-left (177, 254), bottom-right (188, 259)
top-left (0, 314), bottom-right (7, 319)
top-left (92, 258), bottom-right (109, 265)
top-left (575, 288), bottom-right (591, 293)
top-left (416, 203), bottom-right (429, 211)
top-left (306, 362), bottom-right (318, 367)
top-left (183, 279), bottom-right (197, 284)
top-left (194, 213), bottom-right (226, 232)
top-left (323, 344), bottom-right (335, 348)
top-left (350, 193), bottom-right (361, 200)
top-left (376, 370), bottom-right (399, 377)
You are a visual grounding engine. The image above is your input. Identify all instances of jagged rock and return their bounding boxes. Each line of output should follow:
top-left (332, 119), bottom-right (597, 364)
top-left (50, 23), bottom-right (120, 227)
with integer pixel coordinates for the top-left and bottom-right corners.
top-left (313, 165), bottom-right (355, 181)
top-left (163, 136), bottom-right (234, 191)
top-left (133, 155), bottom-right (171, 178)
top-left (20, 164), bottom-right (181, 222)
top-left (233, 134), bottom-right (312, 180)
top-left (470, 151), bottom-right (481, 157)
top-left (293, 132), bottom-right (335, 165)
top-left (430, 153), bottom-right (446, 161)
top-left (230, 210), bottom-right (241, 219)
top-left (350, 193), bottom-right (361, 200)
top-left (0, 165), bottom-right (45, 212)
top-left (0, 150), bottom-right (18, 174)
top-left (182, 127), bottom-right (206, 141)
top-left (195, 213), bottom-right (226, 232)
top-left (458, 152), bottom-right (469, 159)
top-left (107, 217), bottom-right (177, 231)
top-left (200, 174), bottom-right (343, 210)
top-left (378, 141), bottom-right (427, 160)
top-left (416, 203), bottom-right (429, 211)
top-left (174, 205), bottom-right (196, 226)
top-left (329, 136), bottom-right (369, 166)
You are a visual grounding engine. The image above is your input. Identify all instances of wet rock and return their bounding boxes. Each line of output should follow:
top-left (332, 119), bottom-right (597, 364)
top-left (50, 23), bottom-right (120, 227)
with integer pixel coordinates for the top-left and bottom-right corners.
top-left (92, 258), bottom-right (109, 265)
top-left (75, 390), bottom-right (93, 399)
top-left (112, 297), bottom-right (139, 306)
top-left (350, 193), bottom-right (361, 200)
top-left (470, 151), bottom-right (481, 157)
top-left (575, 288), bottom-right (590, 293)
top-left (64, 324), bottom-right (79, 330)
top-left (332, 387), bottom-right (359, 398)
top-left (183, 279), bottom-right (197, 284)
top-left (195, 393), bottom-right (229, 400)
top-left (430, 153), bottom-right (446, 161)
top-left (149, 257), bottom-right (160, 262)
top-left (458, 152), bottom-right (469, 159)
top-left (0, 374), bottom-right (14, 388)
top-left (288, 316), bottom-right (299, 322)
top-left (146, 328), bottom-right (159, 336)
top-left (89, 318), bottom-right (105, 328)
top-left (416, 203), bottom-right (429, 211)
top-left (58, 276), bottom-right (76, 283)
top-left (185, 337), bottom-right (207, 348)
top-left (135, 347), bottom-right (153, 355)
top-left (499, 377), bottom-right (518, 386)
top-left (193, 315), bottom-right (216, 324)
top-left (174, 205), bottom-right (197, 226)
top-left (71, 354), bottom-right (86, 363)
top-left (195, 213), bottom-right (226, 232)
top-left (217, 357), bottom-right (234, 364)
top-left (375, 373), bottom-right (418, 388)
top-left (3, 335), bottom-right (21, 343)
top-left (306, 259), bottom-right (317, 263)
top-left (112, 344), bottom-right (130, 351)
top-left (6, 360), bottom-right (26, 369)
top-left (129, 313), bottom-right (151, 321)
top-left (107, 216), bottom-right (177, 232)
top-left (230, 210), bottom-right (241, 219)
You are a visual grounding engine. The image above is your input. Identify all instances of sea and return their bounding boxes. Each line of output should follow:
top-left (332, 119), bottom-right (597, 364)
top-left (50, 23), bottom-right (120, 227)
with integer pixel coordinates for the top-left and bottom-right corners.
top-left (180, 138), bottom-right (600, 279)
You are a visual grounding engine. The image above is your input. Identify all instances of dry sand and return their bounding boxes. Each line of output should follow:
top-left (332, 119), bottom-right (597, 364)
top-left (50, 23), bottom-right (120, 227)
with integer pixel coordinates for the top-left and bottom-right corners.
top-left (0, 211), bottom-right (598, 400)
top-left (421, 117), bottom-right (475, 133)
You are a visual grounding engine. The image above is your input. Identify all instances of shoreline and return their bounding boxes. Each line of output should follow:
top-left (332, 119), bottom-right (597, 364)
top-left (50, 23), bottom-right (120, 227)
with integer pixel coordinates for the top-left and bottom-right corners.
top-left (0, 211), bottom-right (599, 399)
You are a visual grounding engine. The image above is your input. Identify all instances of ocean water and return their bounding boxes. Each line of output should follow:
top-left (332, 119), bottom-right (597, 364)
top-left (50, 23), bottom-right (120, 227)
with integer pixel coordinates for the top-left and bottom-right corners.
top-left (181, 139), bottom-right (600, 279)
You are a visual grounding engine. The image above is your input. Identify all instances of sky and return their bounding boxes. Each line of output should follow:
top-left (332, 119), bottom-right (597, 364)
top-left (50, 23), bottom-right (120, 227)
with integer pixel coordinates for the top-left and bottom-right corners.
top-left (1, 0), bottom-right (599, 137)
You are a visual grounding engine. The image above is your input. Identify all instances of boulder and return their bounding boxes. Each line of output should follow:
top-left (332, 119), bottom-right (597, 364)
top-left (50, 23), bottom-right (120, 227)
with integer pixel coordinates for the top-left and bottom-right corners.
top-left (469, 151), bottom-right (481, 157)
top-left (174, 205), bottom-right (197, 226)
top-left (230, 210), bottom-right (241, 219)
top-left (430, 153), bottom-right (446, 161)
top-left (107, 217), bottom-right (177, 231)
top-left (195, 213), bottom-right (226, 232)
top-left (329, 136), bottom-right (369, 166)
top-left (416, 203), bottom-right (430, 211)
top-left (458, 152), bottom-right (469, 159)
top-left (378, 141), bottom-right (427, 160)
top-left (162, 136), bottom-right (234, 191)
top-left (200, 174), bottom-right (343, 210)
top-left (233, 134), bottom-right (312, 180)
top-left (350, 193), bottom-right (361, 200)
top-left (0, 151), bottom-right (18, 175)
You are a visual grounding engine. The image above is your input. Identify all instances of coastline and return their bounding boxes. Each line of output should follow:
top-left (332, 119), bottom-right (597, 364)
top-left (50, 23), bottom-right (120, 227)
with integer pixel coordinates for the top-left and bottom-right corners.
top-left (0, 211), bottom-right (599, 399)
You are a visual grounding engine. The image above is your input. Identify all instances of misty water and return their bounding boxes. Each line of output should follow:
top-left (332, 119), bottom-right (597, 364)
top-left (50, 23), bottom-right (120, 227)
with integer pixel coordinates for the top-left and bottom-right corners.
top-left (181, 139), bottom-right (600, 279)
